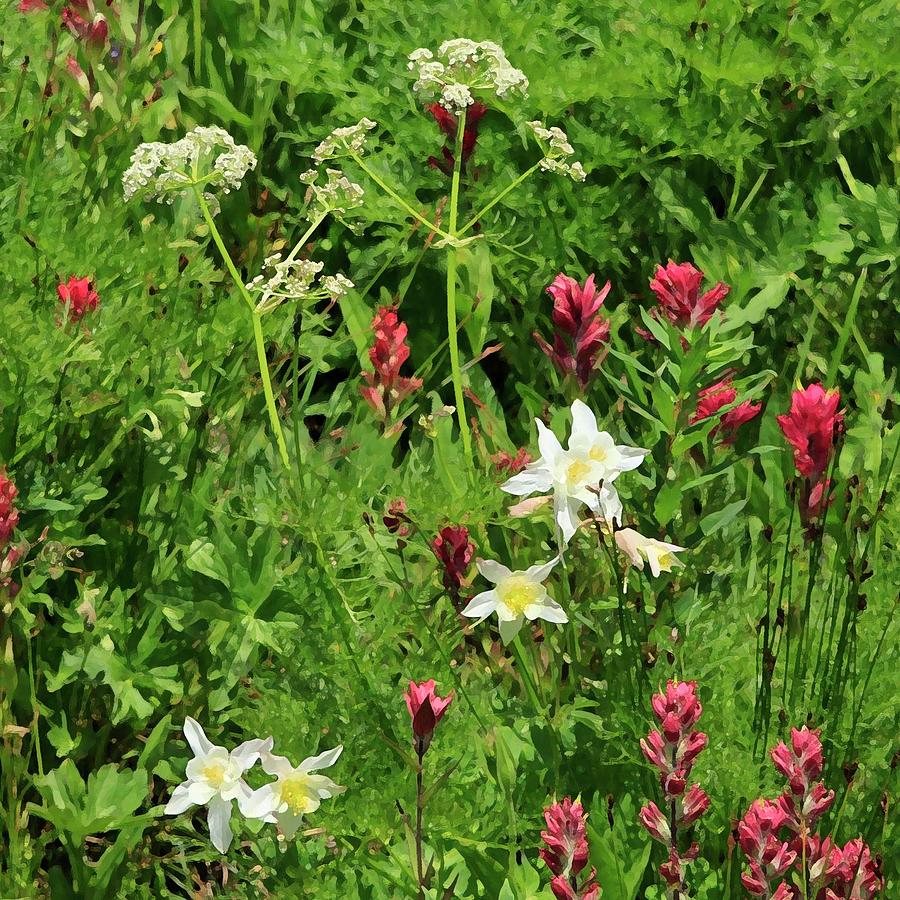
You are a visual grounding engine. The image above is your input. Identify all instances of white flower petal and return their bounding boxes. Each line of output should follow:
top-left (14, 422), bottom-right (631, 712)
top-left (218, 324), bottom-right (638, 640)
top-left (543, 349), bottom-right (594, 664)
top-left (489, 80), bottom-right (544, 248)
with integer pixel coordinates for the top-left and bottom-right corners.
top-left (554, 493), bottom-right (582, 544)
top-left (525, 598), bottom-right (568, 624)
top-left (207, 795), bottom-right (233, 854)
top-left (568, 399), bottom-right (599, 446)
top-left (535, 419), bottom-right (564, 468)
top-left (612, 444), bottom-right (649, 473)
top-left (230, 736), bottom-right (273, 771)
top-left (239, 783), bottom-right (278, 820)
top-left (164, 781), bottom-right (195, 815)
top-left (476, 559), bottom-right (511, 583)
top-left (299, 745), bottom-right (343, 773)
top-left (498, 616), bottom-right (523, 643)
top-left (461, 589), bottom-right (498, 619)
top-left (183, 717), bottom-right (213, 757)
top-left (261, 752), bottom-right (295, 778)
top-left (306, 773), bottom-right (346, 798)
top-left (523, 557), bottom-right (559, 583)
top-left (500, 465), bottom-right (552, 497)
top-left (187, 780), bottom-right (218, 806)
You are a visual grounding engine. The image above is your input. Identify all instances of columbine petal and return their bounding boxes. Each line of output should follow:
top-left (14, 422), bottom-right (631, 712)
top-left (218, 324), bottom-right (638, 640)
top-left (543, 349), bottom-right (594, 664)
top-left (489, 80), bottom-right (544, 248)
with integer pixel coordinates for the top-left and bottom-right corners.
top-left (299, 745), bottom-right (343, 773)
top-left (498, 616), bottom-right (524, 643)
top-left (554, 493), bottom-right (582, 544)
top-left (183, 717), bottom-right (214, 757)
top-left (260, 752), bottom-right (296, 778)
top-left (231, 736), bottom-right (273, 771)
top-left (187, 780), bottom-right (219, 806)
top-left (524, 557), bottom-right (560, 582)
top-left (164, 782), bottom-right (195, 815)
top-left (461, 589), bottom-right (499, 619)
top-left (612, 443), bottom-right (649, 473)
top-left (525, 598), bottom-right (568, 623)
top-left (207, 795), bottom-right (233, 854)
top-left (568, 399), bottom-right (599, 445)
top-left (306, 773), bottom-right (347, 798)
top-left (535, 419), bottom-right (565, 468)
top-left (476, 559), bottom-right (511, 583)
top-left (501, 464), bottom-right (553, 496)
top-left (240, 783), bottom-right (279, 820)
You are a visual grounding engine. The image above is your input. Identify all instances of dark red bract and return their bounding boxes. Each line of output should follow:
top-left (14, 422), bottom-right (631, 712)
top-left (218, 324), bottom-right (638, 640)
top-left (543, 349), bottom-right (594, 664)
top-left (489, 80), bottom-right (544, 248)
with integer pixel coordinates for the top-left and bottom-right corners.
top-left (360, 306), bottom-right (423, 423)
top-left (776, 383), bottom-right (843, 479)
top-left (404, 679), bottom-right (453, 748)
top-left (431, 525), bottom-right (474, 595)
top-left (648, 260), bottom-right (729, 330)
top-left (426, 101), bottom-right (487, 176)
top-left (57, 276), bottom-right (99, 323)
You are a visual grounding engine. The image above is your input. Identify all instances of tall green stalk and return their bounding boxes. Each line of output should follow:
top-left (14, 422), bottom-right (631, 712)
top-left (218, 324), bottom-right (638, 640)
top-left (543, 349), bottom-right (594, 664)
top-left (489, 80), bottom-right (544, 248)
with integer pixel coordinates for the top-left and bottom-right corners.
top-left (446, 114), bottom-right (472, 466)
top-left (194, 188), bottom-right (290, 468)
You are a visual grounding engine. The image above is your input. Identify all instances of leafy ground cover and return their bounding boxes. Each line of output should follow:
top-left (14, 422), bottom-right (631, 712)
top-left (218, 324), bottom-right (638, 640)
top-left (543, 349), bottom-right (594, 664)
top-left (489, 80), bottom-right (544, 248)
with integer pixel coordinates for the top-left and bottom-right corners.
top-left (0, 1), bottom-right (897, 898)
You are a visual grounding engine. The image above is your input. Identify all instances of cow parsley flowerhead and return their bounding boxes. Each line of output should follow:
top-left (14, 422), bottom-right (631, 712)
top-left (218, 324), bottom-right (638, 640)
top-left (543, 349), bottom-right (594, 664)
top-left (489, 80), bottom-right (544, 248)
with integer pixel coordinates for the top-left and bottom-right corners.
top-left (408, 39), bottom-right (528, 111)
top-left (122, 125), bottom-right (257, 209)
top-left (300, 166), bottom-right (365, 225)
top-left (245, 254), bottom-right (353, 315)
top-left (311, 118), bottom-right (378, 164)
top-left (527, 121), bottom-right (586, 182)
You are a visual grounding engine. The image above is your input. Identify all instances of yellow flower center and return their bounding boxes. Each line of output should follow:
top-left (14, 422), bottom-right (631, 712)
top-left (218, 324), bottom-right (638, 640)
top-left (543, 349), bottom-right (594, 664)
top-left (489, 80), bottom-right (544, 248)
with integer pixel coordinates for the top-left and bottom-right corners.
top-left (498, 576), bottom-right (541, 617)
top-left (280, 774), bottom-right (316, 816)
top-left (656, 551), bottom-right (674, 570)
top-left (202, 761), bottom-right (228, 789)
top-left (565, 458), bottom-right (592, 487)
top-left (589, 444), bottom-right (608, 463)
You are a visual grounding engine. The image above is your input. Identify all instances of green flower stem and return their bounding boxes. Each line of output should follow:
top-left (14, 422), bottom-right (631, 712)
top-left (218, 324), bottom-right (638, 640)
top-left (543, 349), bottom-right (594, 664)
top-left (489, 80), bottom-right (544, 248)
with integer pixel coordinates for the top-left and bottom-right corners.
top-left (458, 161), bottom-right (542, 236)
top-left (350, 153), bottom-right (454, 243)
top-left (194, 188), bottom-right (291, 468)
top-left (446, 113), bottom-right (472, 466)
top-left (284, 213), bottom-right (327, 264)
top-left (511, 633), bottom-right (545, 719)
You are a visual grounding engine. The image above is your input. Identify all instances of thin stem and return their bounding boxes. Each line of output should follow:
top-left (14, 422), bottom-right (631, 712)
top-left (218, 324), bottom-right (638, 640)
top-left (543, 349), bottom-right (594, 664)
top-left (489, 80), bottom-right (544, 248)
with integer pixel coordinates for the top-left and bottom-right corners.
top-left (195, 188), bottom-right (290, 467)
top-left (458, 161), bottom-right (541, 235)
top-left (350, 154), bottom-right (454, 242)
top-left (192, 0), bottom-right (202, 79)
top-left (284, 213), bottom-right (327, 264)
top-left (415, 740), bottom-right (426, 900)
top-left (445, 113), bottom-right (472, 465)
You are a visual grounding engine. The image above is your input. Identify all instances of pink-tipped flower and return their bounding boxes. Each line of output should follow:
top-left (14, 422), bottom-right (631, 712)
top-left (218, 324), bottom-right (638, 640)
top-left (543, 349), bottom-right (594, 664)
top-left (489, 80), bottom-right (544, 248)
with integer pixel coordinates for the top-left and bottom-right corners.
top-left (648, 260), bottom-right (730, 330)
top-left (651, 680), bottom-right (703, 740)
top-left (19, 0), bottom-right (49, 11)
top-left (491, 447), bottom-right (531, 476)
top-left (360, 306), bottom-right (423, 425)
top-left (431, 525), bottom-right (474, 596)
top-left (540, 798), bottom-right (601, 900)
top-left (638, 801), bottom-right (671, 844)
top-left (404, 680), bottom-right (453, 750)
top-left (0, 470), bottom-right (20, 550)
top-left (826, 838), bottom-right (882, 898)
top-left (534, 273), bottom-right (611, 390)
top-left (57, 276), bottom-right (99, 322)
top-left (426, 101), bottom-right (488, 176)
top-left (679, 785), bottom-right (710, 827)
top-left (771, 726), bottom-right (825, 794)
top-left (776, 384), bottom-right (843, 479)
top-left (62, 6), bottom-right (109, 48)
top-left (690, 376), bottom-right (762, 441)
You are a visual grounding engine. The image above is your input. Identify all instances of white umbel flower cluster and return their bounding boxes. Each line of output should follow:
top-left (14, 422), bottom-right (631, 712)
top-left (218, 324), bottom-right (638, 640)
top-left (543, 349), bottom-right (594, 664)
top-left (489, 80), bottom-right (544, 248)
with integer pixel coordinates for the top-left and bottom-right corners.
top-left (408, 39), bottom-right (528, 111)
top-left (122, 126), bottom-right (257, 207)
top-left (246, 254), bottom-right (353, 315)
top-left (300, 167), bottom-right (365, 219)
top-left (311, 118), bottom-right (377, 164)
top-left (527, 121), bottom-right (586, 182)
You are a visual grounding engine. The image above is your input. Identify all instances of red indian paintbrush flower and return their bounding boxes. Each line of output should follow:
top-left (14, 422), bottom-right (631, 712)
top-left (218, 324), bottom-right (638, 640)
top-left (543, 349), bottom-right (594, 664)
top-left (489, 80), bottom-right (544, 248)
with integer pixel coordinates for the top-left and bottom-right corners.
top-left (491, 447), bottom-right (531, 476)
top-left (776, 383), bottom-right (843, 479)
top-left (426, 101), bottom-right (488, 176)
top-left (431, 525), bottom-right (474, 598)
top-left (404, 680), bottom-right (453, 750)
top-left (0, 469), bottom-right (20, 550)
top-left (360, 306), bottom-right (423, 425)
top-left (826, 838), bottom-right (883, 898)
top-left (539, 797), bottom-right (601, 900)
top-left (639, 680), bottom-right (708, 897)
top-left (534, 273), bottom-right (611, 390)
top-left (62, 5), bottom-right (109, 47)
top-left (690, 376), bottom-right (762, 441)
top-left (648, 260), bottom-right (730, 330)
top-left (57, 276), bottom-right (99, 322)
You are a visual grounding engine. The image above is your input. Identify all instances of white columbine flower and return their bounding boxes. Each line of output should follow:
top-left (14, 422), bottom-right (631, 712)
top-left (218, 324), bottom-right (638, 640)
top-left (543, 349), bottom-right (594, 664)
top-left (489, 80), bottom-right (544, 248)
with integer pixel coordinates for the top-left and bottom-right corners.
top-left (462, 558), bottom-right (566, 643)
top-left (243, 746), bottom-right (346, 839)
top-left (501, 400), bottom-right (649, 545)
top-left (163, 717), bottom-right (272, 854)
top-left (408, 39), bottom-right (528, 111)
top-left (527, 120), bottom-right (587, 182)
top-left (614, 528), bottom-right (686, 576)
top-left (123, 126), bottom-right (257, 208)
